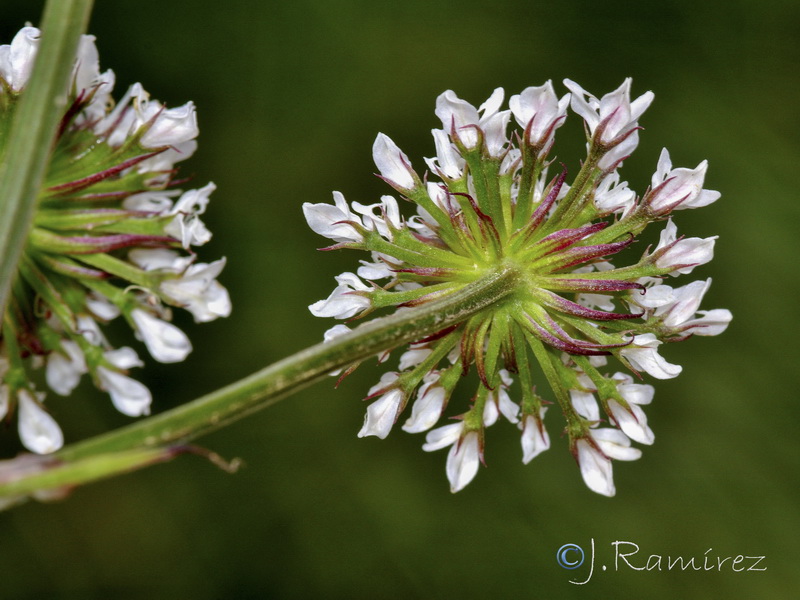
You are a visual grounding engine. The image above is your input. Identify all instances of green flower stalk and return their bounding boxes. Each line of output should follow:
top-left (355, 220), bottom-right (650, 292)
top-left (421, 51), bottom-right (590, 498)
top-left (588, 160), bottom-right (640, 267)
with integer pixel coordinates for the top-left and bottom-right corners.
top-left (304, 80), bottom-right (732, 496)
top-left (0, 27), bottom-right (230, 454)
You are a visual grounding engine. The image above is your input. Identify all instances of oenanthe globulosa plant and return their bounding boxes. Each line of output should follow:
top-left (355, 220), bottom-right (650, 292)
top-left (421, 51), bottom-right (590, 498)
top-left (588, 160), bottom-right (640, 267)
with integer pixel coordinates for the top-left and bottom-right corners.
top-left (0, 0), bottom-right (730, 505)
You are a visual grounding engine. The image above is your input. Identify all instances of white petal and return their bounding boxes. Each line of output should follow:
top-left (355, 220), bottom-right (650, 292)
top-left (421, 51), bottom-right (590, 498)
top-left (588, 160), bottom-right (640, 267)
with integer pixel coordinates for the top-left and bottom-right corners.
top-left (592, 428), bottom-right (642, 461)
top-left (46, 340), bottom-right (87, 396)
top-left (402, 378), bottom-right (446, 433)
top-left (140, 101), bottom-right (199, 148)
top-left (520, 410), bottom-right (550, 464)
top-left (658, 279), bottom-right (711, 326)
top-left (104, 346), bottom-right (144, 369)
top-left (309, 272), bottom-right (371, 319)
top-left (576, 439), bottom-right (615, 497)
top-left (131, 309), bottom-right (192, 363)
top-left (621, 334), bottom-right (682, 379)
top-left (495, 387), bottom-right (520, 424)
top-left (683, 309), bottom-right (733, 336)
top-left (97, 367), bottom-right (152, 417)
top-left (17, 390), bottom-right (63, 454)
top-left (373, 133), bottom-right (415, 189)
top-left (435, 90), bottom-right (481, 148)
top-left (302, 191), bottom-right (363, 243)
top-left (422, 422), bottom-right (463, 452)
top-left (128, 248), bottom-right (191, 272)
top-left (357, 389), bottom-right (404, 439)
top-left (446, 431), bottom-right (480, 492)
top-left (608, 400), bottom-right (654, 445)
top-left (1, 27), bottom-right (39, 90)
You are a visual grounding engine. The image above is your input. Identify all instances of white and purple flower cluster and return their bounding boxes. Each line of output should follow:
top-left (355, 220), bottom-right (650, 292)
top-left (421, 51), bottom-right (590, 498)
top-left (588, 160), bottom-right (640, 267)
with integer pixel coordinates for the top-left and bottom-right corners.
top-left (0, 27), bottom-right (230, 454)
top-left (304, 78), bottom-right (730, 496)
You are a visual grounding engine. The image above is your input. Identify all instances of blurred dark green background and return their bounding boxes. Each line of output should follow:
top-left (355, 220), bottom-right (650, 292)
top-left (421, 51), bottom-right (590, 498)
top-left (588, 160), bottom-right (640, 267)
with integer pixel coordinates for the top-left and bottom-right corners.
top-left (2, 0), bottom-right (798, 598)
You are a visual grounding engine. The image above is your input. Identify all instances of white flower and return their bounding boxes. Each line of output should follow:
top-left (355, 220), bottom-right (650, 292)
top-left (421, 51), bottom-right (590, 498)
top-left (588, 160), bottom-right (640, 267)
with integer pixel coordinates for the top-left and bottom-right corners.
top-left (424, 129), bottom-right (466, 179)
top-left (649, 278), bottom-right (732, 336)
top-left (620, 333), bottom-right (682, 379)
top-left (576, 428), bottom-right (641, 496)
top-left (577, 293), bottom-right (615, 312)
top-left (323, 324), bottom-right (351, 342)
top-left (423, 421), bottom-right (481, 493)
top-left (570, 388), bottom-right (600, 422)
top-left (123, 190), bottom-right (179, 212)
top-left (163, 183), bottom-right (216, 248)
top-left (593, 171), bottom-right (636, 216)
top-left (398, 347), bottom-right (432, 371)
top-left (612, 372), bottom-right (655, 406)
top-left (680, 309), bottom-right (733, 337)
top-left (85, 292), bottom-right (121, 321)
top-left (509, 80), bottom-right (570, 152)
top-left (73, 34), bottom-right (116, 124)
top-left (607, 400), bottom-right (654, 445)
top-left (358, 371), bottom-right (404, 439)
top-left (351, 196), bottom-right (402, 240)
top-left (17, 390), bottom-right (64, 454)
top-left (104, 346), bottom-right (144, 370)
top-left (128, 247), bottom-right (193, 273)
top-left (46, 340), bottom-right (87, 396)
top-left (520, 408), bottom-right (550, 464)
top-left (563, 78), bottom-right (654, 169)
top-left (422, 421), bottom-right (464, 452)
top-left (357, 255), bottom-right (394, 280)
top-left (160, 258), bottom-right (232, 323)
top-left (654, 219), bottom-right (717, 276)
top-left (647, 148), bottom-right (720, 213)
top-left (482, 370), bottom-right (518, 425)
top-left (309, 272), bottom-right (371, 319)
top-left (630, 282), bottom-right (675, 309)
top-left (446, 430), bottom-right (481, 493)
top-left (302, 191), bottom-right (364, 244)
top-left (130, 309), bottom-right (192, 363)
top-left (0, 27), bottom-right (39, 91)
top-left (97, 348), bottom-right (151, 417)
top-left (435, 88), bottom-right (511, 156)
top-left (654, 279), bottom-right (711, 327)
top-left (402, 374), bottom-right (447, 433)
top-left (373, 133), bottom-right (416, 189)
top-left (139, 100), bottom-right (199, 148)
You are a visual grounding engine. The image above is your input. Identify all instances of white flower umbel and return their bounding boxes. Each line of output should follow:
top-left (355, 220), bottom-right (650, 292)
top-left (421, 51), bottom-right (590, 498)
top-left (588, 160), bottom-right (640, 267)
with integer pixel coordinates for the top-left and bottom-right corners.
top-left (306, 78), bottom-right (728, 496)
top-left (0, 26), bottom-right (229, 452)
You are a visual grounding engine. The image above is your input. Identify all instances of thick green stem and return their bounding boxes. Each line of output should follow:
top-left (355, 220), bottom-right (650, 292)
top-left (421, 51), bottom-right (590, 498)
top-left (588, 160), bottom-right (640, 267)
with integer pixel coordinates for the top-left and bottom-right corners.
top-left (0, 0), bottom-right (95, 316)
top-left (54, 264), bottom-right (521, 463)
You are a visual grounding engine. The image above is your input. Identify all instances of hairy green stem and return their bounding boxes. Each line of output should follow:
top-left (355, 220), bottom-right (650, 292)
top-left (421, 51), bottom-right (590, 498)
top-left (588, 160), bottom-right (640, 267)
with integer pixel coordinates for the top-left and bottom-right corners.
top-left (0, 0), bottom-right (95, 316)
